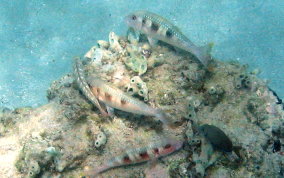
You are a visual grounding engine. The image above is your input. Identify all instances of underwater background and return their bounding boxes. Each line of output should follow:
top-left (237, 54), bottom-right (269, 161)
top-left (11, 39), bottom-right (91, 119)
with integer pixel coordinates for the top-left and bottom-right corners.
top-left (0, 0), bottom-right (283, 109)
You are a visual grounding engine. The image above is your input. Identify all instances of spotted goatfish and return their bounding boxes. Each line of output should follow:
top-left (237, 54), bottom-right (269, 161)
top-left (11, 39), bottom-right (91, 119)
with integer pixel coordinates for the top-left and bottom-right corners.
top-left (125, 10), bottom-right (213, 66)
top-left (74, 58), bottom-right (109, 116)
top-left (74, 58), bottom-right (173, 126)
top-left (84, 139), bottom-right (184, 177)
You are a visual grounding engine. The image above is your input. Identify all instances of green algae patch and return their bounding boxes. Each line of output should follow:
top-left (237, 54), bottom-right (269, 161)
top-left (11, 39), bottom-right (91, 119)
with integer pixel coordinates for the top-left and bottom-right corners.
top-left (124, 55), bottom-right (147, 75)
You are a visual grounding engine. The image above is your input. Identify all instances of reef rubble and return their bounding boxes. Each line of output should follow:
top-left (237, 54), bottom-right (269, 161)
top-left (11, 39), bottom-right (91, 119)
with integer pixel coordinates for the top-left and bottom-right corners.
top-left (0, 31), bottom-right (283, 178)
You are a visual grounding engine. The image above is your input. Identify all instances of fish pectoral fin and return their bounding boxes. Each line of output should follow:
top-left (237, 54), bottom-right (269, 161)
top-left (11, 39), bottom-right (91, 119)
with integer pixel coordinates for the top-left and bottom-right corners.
top-left (147, 37), bottom-right (158, 46)
top-left (127, 27), bottom-right (140, 45)
top-left (99, 108), bottom-right (109, 117)
top-left (90, 96), bottom-right (109, 117)
top-left (106, 105), bottom-right (115, 117)
top-left (98, 102), bottom-right (115, 118)
top-left (97, 101), bottom-right (109, 117)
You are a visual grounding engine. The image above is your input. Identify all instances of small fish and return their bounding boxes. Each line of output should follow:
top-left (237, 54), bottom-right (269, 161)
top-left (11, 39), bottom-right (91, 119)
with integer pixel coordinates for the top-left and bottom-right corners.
top-left (88, 76), bottom-right (173, 126)
top-left (74, 58), bottom-right (109, 116)
top-left (199, 124), bottom-right (233, 152)
top-left (125, 10), bottom-right (213, 66)
top-left (84, 139), bottom-right (183, 177)
top-left (74, 58), bottom-right (173, 126)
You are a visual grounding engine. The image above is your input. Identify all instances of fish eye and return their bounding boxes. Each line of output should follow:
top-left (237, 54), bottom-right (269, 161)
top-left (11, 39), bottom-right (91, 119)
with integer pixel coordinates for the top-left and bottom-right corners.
top-left (132, 15), bottom-right (137, 20)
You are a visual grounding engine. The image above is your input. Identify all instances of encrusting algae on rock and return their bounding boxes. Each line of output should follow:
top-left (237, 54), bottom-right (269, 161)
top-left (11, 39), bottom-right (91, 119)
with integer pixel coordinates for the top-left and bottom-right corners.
top-left (0, 11), bottom-right (283, 178)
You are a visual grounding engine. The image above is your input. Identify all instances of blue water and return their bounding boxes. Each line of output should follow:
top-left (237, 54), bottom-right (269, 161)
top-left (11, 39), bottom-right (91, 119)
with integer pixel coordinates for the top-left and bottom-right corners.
top-left (0, 0), bottom-right (283, 108)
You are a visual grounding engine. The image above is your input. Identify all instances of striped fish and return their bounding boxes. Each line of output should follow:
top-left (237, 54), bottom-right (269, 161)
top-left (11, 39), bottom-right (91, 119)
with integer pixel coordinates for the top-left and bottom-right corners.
top-left (84, 139), bottom-right (183, 177)
top-left (74, 58), bottom-right (173, 126)
top-left (125, 10), bottom-right (213, 66)
top-left (74, 58), bottom-right (109, 116)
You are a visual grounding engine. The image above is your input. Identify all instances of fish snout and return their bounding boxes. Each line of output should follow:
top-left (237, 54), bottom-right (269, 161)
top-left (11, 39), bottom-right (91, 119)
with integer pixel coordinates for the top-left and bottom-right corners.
top-left (124, 15), bottom-right (132, 26)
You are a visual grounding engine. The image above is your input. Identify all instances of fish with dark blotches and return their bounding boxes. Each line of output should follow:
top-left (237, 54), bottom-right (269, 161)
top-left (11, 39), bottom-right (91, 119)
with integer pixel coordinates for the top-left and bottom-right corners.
top-left (74, 58), bottom-right (173, 127)
top-left (199, 124), bottom-right (233, 152)
top-left (125, 10), bottom-right (213, 66)
top-left (73, 57), bottom-right (109, 116)
top-left (84, 139), bottom-right (183, 177)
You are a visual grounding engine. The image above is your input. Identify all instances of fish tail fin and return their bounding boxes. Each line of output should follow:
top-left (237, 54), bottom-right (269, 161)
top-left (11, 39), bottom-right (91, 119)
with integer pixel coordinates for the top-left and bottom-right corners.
top-left (197, 42), bottom-right (214, 66)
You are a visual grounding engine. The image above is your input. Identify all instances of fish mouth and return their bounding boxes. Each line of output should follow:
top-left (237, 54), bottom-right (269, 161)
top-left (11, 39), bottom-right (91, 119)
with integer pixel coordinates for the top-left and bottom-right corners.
top-left (124, 15), bottom-right (131, 26)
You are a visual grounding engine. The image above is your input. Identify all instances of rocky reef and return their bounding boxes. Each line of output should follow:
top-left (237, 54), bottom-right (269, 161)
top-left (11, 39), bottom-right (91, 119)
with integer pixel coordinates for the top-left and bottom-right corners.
top-left (0, 31), bottom-right (283, 178)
